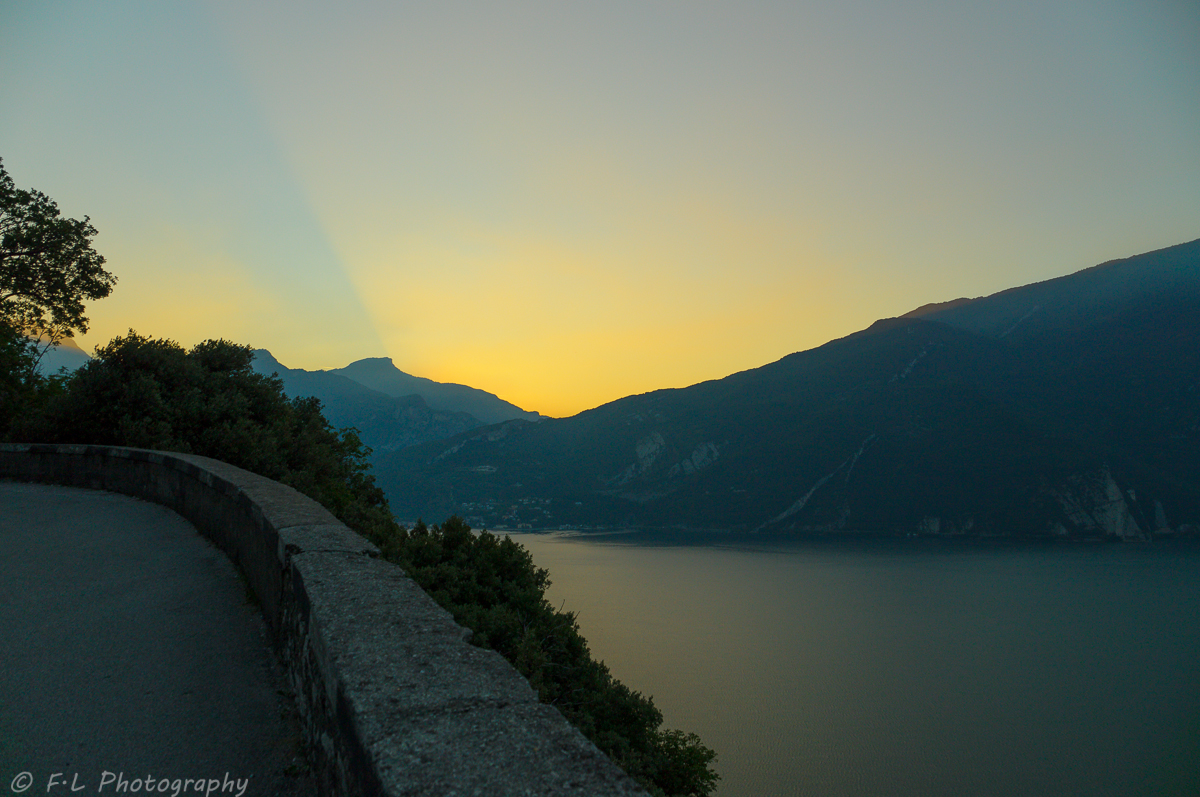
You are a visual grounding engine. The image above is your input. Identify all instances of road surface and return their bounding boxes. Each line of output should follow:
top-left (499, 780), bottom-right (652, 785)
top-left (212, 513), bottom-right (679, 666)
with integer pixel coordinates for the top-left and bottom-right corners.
top-left (0, 481), bottom-right (315, 796)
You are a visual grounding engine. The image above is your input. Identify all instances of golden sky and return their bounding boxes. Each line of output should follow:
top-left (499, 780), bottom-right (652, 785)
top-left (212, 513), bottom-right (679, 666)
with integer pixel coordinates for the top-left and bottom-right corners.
top-left (2, 1), bottom-right (1198, 417)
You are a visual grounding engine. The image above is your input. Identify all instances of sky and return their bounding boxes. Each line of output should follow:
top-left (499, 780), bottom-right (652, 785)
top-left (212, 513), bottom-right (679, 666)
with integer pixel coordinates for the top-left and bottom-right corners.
top-left (2, 1), bottom-right (1197, 418)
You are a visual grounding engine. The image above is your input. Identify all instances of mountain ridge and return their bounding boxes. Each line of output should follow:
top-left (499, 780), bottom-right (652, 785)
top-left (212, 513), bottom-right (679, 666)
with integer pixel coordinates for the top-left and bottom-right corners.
top-left (29, 335), bottom-right (91, 376)
top-left (330, 357), bottom-right (540, 425)
top-left (372, 238), bottom-right (1200, 537)
top-left (251, 350), bottom-right (487, 452)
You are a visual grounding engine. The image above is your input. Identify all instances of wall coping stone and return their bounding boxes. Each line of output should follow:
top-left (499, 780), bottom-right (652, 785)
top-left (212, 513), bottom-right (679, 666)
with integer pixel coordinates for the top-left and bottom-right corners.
top-left (0, 443), bottom-right (648, 797)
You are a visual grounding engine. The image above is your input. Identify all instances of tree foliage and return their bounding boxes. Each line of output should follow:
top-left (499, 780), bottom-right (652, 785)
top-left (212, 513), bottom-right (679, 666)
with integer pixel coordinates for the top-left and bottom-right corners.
top-left (0, 157), bottom-right (116, 341)
top-left (0, 321), bottom-right (40, 432)
top-left (15, 331), bottom-right (397, 540)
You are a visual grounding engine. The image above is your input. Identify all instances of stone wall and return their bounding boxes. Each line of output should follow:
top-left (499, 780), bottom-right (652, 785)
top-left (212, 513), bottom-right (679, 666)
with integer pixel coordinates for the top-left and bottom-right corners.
top-left (0, 443), bottom-right (647, 797)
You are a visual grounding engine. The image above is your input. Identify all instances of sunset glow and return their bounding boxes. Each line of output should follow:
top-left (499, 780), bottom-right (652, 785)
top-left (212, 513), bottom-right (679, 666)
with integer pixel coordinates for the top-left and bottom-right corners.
top-left (3, 0), bottom-right (1197, 416)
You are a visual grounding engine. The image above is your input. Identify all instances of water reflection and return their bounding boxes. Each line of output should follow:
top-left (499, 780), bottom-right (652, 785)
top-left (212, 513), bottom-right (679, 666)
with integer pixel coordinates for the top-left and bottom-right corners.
top-left (505, 531), bottom-right (1200, 797)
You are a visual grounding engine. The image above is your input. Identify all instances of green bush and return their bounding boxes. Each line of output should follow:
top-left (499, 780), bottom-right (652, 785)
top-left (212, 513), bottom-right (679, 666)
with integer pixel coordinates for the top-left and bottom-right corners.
top-left (0, 322), bottom-right (39, 435)
top-left (0, 322), bottom-right (73, 438)
top-left (12, 331), bottom-right (397, 541)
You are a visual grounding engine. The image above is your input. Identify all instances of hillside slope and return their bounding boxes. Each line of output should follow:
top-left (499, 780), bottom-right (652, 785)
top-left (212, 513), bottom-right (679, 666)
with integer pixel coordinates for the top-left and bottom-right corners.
top-left (332, 358), bottom-right (541, 424)
top-left (374, 239), bottom-right (1200, 537)
top-left (252, 351), bottom-right (483, 451)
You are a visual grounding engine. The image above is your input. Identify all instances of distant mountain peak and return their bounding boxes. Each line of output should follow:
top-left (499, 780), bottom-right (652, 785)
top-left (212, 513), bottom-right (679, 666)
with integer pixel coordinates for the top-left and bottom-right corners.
top-left (348, 356), bottom-right (398, 369)
top-left (250, 349), bottom-right (486, 452)
top-left (251, 348), bottom-right (284, 369)
top-left (30, 334), bottom-right (91, 374)
top-left (334, 357), bottom-right (540, 424)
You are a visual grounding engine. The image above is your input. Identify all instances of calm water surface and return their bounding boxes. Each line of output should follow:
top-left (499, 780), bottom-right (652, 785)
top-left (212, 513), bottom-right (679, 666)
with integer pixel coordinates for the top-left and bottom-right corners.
top-left (506, 531), bottom-right (1200, 797)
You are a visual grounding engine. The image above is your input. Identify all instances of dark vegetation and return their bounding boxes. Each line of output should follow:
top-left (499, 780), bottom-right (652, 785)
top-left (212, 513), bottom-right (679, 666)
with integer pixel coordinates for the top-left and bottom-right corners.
top-left (11, 332), bottom-right (398, 541)
top-left (1, 154), bottom-right (116, 435)
top-left (0, 157), bottom-right (115, 344)
top-left (0, 157), bottom-right (717, 797)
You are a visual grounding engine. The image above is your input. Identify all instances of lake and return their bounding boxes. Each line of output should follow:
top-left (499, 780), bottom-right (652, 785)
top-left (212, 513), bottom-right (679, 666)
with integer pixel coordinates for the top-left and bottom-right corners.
top-left (505, 531), bottom-right (1200, 797)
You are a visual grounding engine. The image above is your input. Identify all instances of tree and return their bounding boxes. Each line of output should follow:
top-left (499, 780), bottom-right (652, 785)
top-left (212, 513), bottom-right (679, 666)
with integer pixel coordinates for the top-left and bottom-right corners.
top-left (379, 516), bottom-right (720, 796)
top-left (0, 321), bottom-right (39, 432)
top-left (17, 331), bottom-right (399, 541)
top-left (0, 157), bottom-right (116, 342)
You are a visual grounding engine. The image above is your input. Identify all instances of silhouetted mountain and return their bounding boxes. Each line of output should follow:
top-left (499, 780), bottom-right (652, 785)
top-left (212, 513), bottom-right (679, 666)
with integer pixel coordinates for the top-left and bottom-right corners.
top-left (331, 358), bottom-right (541, 425)
top-left (31, 336), bottom-right (90, 375)
top-left (374, 239), bottom-right (1200, 538)
top-left (900, 298), bottom-right (974, 318)
top-left (251, 351), bottom-right (484, 452)
top-left (923, 241), bottom-right (1200, 340)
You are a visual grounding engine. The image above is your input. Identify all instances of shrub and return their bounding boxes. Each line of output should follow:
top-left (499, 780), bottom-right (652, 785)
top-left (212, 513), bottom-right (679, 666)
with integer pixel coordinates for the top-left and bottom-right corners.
top-left (371, 516), bottom-right (719, 797)
top-left (14, 331), bottom-right (396, 541)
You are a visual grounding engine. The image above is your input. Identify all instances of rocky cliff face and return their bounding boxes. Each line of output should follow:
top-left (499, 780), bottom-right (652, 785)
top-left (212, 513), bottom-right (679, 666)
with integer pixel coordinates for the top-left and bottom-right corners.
top-left (1051, 470), bottom-right (1144, 539)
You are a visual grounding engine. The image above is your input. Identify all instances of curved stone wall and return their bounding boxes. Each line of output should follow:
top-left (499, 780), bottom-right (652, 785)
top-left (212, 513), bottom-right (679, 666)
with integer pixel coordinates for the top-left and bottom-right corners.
top-left (0, 443), bottom-right (646, 797)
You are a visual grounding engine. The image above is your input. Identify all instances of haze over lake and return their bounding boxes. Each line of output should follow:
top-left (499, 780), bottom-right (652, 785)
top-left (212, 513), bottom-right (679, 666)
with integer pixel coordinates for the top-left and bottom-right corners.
top-left (507, 531), bottom-right (1200, 797)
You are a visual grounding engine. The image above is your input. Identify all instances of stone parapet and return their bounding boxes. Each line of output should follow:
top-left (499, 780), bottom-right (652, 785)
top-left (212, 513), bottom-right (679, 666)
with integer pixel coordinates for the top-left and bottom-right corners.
top-left (0, 443), bottom-right (647, 797)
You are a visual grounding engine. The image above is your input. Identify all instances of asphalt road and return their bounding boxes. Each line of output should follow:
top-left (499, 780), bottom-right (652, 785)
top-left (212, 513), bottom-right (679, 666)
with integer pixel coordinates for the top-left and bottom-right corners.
top-left (0, 482), bottom-right (316, 797)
